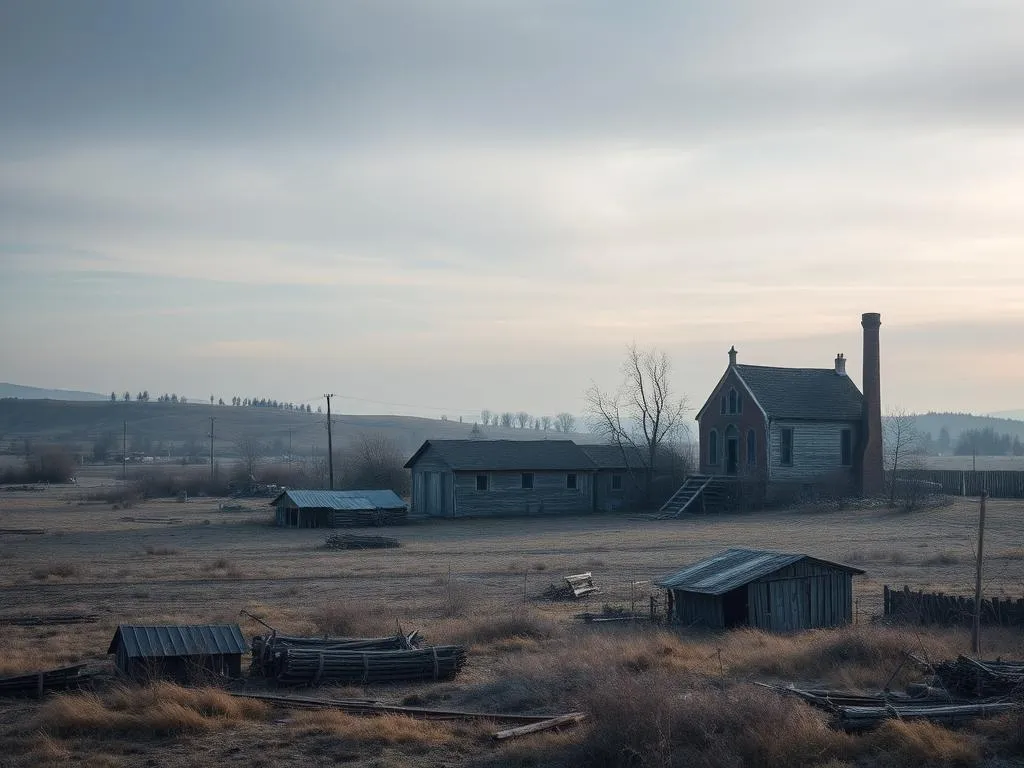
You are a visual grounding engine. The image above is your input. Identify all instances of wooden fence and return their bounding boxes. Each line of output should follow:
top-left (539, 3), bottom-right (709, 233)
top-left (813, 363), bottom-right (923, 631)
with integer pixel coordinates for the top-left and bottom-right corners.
top-left (883, 585), bottom-right (1024, 628)
top-left (888, 469), bottom-right (1024, 498)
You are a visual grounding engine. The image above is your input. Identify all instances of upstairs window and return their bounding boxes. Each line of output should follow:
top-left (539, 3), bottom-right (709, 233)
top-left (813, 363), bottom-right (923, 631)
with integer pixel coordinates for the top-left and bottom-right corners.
top-left (720, 395), bottom-right (727, 415)
top-left (521, 472), bottom-right (534, 489)
top-left (747, 429), bottom-right (756, 466)
top-left (841, 429), bottom-right (853, 466)
top-left (566, 473), bottom-right (577, 490)
top-left (728, 389), bottom-right (737, 414)
top-left (780, 428), bottom-right (794, 466)
top-left (708, 430), bottom-right (719, 465)
top-left (611, 473), bottom-right (623, 491)
top-left (476, 474), bottom-right (489, 491)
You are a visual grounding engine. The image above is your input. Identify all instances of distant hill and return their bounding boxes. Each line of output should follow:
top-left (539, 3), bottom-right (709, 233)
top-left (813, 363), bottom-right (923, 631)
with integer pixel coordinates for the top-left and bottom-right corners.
top-left (988, 409), bottom-right (1024, 422)
top-left (0, 399), bottom-right (596, 458)
top-left (911, 412), bottom-right (1024, 442)
top-left (0, 383), bottom-right (107, 401)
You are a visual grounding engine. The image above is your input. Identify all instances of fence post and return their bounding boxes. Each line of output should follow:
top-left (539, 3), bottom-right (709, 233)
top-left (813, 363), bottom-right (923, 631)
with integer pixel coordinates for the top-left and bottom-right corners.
top-left (972, 491), bottom-right (988, 654)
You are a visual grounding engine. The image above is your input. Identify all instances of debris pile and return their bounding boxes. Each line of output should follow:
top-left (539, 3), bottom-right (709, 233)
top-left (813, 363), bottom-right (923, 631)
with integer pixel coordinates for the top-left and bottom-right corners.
top-left (0, 665), bottom-right (93, 697)
top-left (323, 533), bottom-right (400, 550)
top-left (541, 572), bottom-right (599, 600)
top-left (933, 656), bottom-right (1024, 699)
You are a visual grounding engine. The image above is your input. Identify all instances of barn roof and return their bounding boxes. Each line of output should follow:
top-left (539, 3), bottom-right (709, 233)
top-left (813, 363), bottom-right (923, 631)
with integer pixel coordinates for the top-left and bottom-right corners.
top-left (578, 444), bottom-right (648, 470)
top-left (107, 625), bottom-right (248, 658)
top-left (655, 548), bottom-right (865, 595)
top-left (270, 489), bottom-right (406, 511)
top-left (404, 440), bottom-right (595, 471)
top-left (733, 365), bottom-right (864, 421)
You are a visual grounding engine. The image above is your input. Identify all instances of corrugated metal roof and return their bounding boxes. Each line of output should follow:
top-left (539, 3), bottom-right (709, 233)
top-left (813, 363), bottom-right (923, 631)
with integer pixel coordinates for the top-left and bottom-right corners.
top-left (107, 625), bottom-right (248, 658)
top-left (271, 489), bottom-right (407, 511)
top-left (734, 365), bottom-right (864, 421)
top-left (656, 548), bottom-right (865, 595)
top-left (404, 440), bottom-right (595, 471)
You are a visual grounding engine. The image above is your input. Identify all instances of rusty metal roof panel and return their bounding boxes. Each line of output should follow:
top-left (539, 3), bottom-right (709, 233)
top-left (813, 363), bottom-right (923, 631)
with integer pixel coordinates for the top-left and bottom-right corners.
top-left (271, 490), bottom-right (406, 511)
top-left (655, 548), bottom-right (864, 595)
top-left (107, 624), bottom-right (248, 658)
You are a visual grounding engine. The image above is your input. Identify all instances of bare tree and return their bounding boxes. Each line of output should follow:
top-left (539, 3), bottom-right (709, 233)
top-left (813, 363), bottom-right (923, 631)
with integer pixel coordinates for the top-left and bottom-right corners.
top-left (500, 411), bottom-right (514, 428)
top-left (884, 408), bottom-right (923, 507)
top-left (540, 415), bottom-right (552, 431)
top-left (236, 434), bottom-right (264, 479)
top-left (585, 344), bottom-right (690, 502)
top-left (341, 432), bottom-right (410, 495)
top-left (555, 412), bottom-right (576, 433)
top-left (515, 411), bottom-right (530, 429)
top-left (481, 409), bottom-right (492, 427)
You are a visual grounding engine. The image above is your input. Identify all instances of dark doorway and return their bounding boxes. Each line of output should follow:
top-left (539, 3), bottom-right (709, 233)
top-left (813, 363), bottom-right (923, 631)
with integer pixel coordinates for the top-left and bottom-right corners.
top-left (726, 438), bottom-right (739, 475)
top-left (722, 586), bottom-right (748, 628)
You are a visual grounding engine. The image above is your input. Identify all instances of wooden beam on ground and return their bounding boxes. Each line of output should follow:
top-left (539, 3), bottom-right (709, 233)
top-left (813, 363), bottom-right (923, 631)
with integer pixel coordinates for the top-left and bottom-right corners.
top-left (493, 713), bottom-right (587, 741)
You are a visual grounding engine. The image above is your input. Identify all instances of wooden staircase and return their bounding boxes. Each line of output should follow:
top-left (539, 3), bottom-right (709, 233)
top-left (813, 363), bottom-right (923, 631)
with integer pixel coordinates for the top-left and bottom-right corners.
top-left (657, 474), bottom-right (727, 518)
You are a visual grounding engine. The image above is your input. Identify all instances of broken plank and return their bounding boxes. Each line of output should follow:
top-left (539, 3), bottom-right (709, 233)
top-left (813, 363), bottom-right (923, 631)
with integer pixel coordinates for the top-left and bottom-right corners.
top-left (493, 713), bottom-right (587, 741)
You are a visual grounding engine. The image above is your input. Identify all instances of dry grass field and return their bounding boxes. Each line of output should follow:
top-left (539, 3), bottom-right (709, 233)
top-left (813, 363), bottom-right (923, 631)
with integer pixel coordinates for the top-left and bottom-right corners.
top-left (1, 482), bottom-right (1023, 767)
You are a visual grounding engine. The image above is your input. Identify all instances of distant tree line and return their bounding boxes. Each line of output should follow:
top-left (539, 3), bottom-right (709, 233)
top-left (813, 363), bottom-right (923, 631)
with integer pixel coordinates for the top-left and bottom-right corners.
top-left (109, 390), bottom-right (312, 413)
top-left (954, 427), bottom-right (1024, 457)
top-left (478, 410), bottom-right (577, 433)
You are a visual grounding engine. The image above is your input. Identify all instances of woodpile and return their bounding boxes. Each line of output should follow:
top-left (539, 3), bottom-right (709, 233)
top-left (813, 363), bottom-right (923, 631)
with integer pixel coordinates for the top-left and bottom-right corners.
top-left (0, 665), bottom-right (93, 697)
top-left (323, 533), bottom-right (400, 550)
top-left (250, 632), bottom-right (421, 676)
top-left (541, 572), bottom-right (599, 600)
top-left (933, 656), bottom-right (1024, 699)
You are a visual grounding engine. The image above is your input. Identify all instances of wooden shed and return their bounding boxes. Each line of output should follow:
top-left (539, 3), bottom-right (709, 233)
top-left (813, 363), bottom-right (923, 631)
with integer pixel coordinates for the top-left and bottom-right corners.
top-left (656, 548), bottom-right (865, 631)
top-left (271, 489), bottom-right (407, 528)
top-left (107, 624), bottom-right (248, 683)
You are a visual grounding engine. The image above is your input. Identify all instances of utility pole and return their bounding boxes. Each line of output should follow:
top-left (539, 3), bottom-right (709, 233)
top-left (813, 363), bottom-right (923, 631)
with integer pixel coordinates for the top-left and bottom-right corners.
top-left (288, 429), bottom-right (293, 468)
top-left (122, 420), bottom-right (127, 484)
top-left (971, 490), bottom-right (988, 654)
top-left (209, 416), bottom-right (215, 483)
top-left (324, 394), bottom-right (335, 490)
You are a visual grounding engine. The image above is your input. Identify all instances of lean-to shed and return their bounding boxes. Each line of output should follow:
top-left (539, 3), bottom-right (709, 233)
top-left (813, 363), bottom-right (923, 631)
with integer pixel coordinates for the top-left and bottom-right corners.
top-left (656, 548), bottom-right (865, 631)
top-left (107, 624), bottom-right (248, 682)
top-left (271, 489), bottom-right (407, 528)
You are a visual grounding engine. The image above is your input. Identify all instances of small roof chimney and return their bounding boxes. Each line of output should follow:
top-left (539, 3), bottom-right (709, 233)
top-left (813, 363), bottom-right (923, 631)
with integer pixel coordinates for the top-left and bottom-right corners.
top-left (728, 346), bottom-right (737, 366)
top-left (834, 353), bottom-right (847, 376)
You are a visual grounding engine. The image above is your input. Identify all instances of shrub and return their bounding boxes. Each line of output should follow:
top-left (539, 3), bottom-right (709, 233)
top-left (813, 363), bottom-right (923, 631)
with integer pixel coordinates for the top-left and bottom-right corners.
top-left (442, 611), bottom-right (555, 647)
top-left (866, 719), bottom-right (981, 767)
top-left (31, 562), bottom-right (80, 580)
top-left (310, 603), bottom-right (395, 638)
top-left (288, 711), bottom-right (455, 747)
top-left (922, 551), bottom-right (961, 566)
top-left (1, 446), bottom-right (77, 484)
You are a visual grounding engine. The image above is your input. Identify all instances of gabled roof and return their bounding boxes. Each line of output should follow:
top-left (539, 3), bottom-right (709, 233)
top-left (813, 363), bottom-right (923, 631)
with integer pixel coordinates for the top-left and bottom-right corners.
top-left (270, 489), bottom-right (406, 511)
top-left (655, 548), bottom-right (865, 595)
top-left (579, 444), bottom-right (649, 470)
top-left (404, 440), bottom-right (594, 471)
top-left (107, 625), bottom-right (248, 658)
top-left (734, 365), bottom-right (863, 420)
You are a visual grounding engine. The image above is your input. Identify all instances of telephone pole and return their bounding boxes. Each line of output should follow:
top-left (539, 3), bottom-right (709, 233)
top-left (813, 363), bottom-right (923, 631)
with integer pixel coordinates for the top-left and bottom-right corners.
top-left (122, 420), bottom-right (127, 484)
top-left (972, 491), bottom-right (989, 654)
top-left (209, 416), bottom-right (216, 483)
top-left (324, 394), bottom-right (335, 490)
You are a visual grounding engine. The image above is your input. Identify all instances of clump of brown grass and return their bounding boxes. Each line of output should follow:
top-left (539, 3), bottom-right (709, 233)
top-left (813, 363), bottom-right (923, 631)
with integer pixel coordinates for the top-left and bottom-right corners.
top-left (288, 711), bottom-right (456, 747)
top-left (845, 549), bottom-right (908, 565)
top-left (144, 544), bottom-right (180, 556)
top-left (973, 711), bottom-right (1024, 757)
top-left (30, 562), bottom-right (80, 580)
top-left (442, 610), bottom-right (555, 648)
top-left (866, 719), bottom-right (981, 767)
top-left (37, 683), bottom-right (269, 737)
top-left (922, 551), bottom-right (962, 566)
top-left (310, 603), bottom-right (395, 637)
top-left (532, 561), bottom-right (548, 572)
top-left (202, 557), bottom-right (243, 578)
top-left (996, 548), bottom-right (1024, 561)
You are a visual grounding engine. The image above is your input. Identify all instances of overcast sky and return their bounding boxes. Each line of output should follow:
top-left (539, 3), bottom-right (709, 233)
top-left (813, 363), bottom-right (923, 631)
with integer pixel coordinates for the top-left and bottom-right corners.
top-left (2, 1), bottom-right (1023, 419)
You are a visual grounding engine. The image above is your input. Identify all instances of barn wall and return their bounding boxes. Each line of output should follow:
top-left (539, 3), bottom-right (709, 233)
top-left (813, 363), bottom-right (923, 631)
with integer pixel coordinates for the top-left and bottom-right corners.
top-left (747, 562), bottom-right (854, 631)
top-left (408, 446), bottom-right (454, 517)
top-left (593, 469), bottom-right (647, 512)
top-left (671, 590), bottom-right (724, 628)
top-left (768, 420), bottom-right (859, 492)
top-left (452, 470), bottom-right (593, 517)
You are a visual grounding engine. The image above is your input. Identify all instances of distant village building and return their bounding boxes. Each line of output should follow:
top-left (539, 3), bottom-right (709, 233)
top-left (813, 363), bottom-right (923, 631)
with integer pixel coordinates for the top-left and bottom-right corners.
top-left (271, 489), bottom-right (407, 528)
top-left (692, 312), bottom-right (884, 504)
top-left (656, 548), bottom-right (865, 631)
top-left (404, 440), bottom-right (648, 517)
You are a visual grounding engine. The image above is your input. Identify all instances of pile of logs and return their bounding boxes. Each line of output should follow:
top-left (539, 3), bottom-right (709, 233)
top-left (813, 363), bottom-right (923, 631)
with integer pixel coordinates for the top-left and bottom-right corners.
top-left (932, 656), bottom-right (1024, 699)
top-left (251, 632), bottom-right (421, 677)
top-left (0, 665), bottom-right (92, 697)
top-left (323, 533), bottom-right (400, 550)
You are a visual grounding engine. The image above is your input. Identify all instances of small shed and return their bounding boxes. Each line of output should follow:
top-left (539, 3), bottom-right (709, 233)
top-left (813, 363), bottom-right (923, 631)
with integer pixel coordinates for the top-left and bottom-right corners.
top-left (271, 489), bottom-right (407, 528)
top-left (656, 548), bottom-right (865, 631)
top-left (107, 624), bottom-right (248, 682)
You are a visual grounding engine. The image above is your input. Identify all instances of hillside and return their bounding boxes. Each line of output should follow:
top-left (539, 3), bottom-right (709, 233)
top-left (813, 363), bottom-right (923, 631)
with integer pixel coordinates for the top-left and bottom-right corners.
top-left (911, 412), bottom-right (1024, 443)
top-left (0, 383), bottom-right (107, 401)
top-left (0, 399), bottom-right (595, 458)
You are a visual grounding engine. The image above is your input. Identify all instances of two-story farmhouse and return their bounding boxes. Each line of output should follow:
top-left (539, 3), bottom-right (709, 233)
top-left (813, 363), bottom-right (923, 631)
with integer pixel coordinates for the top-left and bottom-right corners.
top-left (694, 312), bottom-right (884, 502)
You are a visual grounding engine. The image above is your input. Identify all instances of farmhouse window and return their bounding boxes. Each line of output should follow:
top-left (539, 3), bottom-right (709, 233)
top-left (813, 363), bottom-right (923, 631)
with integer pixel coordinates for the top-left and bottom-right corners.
top-left (521, 472), bottom-right (534, 489)
top-left (708, 430), bottom-right (719, 465)
top-left (840, 429), bottom-right (853, 466)
top-left (720, 395), bottom-right (726, 415)
top-left (476, 474), bottom-right (489, 491)
top-left (781, 428), bottom-right (794, 466)
top-left (611, 474), bottom-right (623, 491)
top-left (566, 473), bottom-right (577, 490)
top-left (747, 429), bottom-right (756, 466)
top-left (728, 389), bottom-right (739, 414)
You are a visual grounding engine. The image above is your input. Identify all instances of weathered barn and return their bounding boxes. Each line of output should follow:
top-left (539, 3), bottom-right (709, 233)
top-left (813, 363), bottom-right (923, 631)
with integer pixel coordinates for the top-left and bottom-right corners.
top-left (271, 489), bottom-right (407, 528)
top-left (579, 444), bottom-right (649, 512)
top-left (107, 624), bottom-right (248, 682)
top-left (656, 548), bottom-right (865, 631)
top-left (688, 312), bottom-right (884, 506)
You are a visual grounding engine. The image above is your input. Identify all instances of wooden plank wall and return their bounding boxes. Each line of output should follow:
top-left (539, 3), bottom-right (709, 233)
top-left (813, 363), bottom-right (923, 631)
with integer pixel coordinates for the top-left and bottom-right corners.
top-left (747, 562), bottom-right (853, 630)
top-left (768, 420), bottom-right (859, 486)
top-left (889, 469), bottom-right (1024, 499)
top-left (883, 585), bottom-right (1024, 627)
top-left (672, 591), bottom-right (724, 628)
top-left (453, 470), bottom-right (593, 517)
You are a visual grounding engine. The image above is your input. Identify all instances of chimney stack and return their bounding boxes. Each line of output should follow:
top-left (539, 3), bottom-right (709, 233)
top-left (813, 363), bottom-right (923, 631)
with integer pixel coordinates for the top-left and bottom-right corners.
top-left (860, 313), bottom-right (884, 496)
top-left (834, 353), bottom-right (847, 376)
top-left (728, 346), bottom-right (738, 366)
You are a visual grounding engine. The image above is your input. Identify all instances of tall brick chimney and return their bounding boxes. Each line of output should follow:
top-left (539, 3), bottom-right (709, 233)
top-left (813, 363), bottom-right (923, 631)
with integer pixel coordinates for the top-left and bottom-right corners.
top-left (860, 312), bottom-right (884, 495)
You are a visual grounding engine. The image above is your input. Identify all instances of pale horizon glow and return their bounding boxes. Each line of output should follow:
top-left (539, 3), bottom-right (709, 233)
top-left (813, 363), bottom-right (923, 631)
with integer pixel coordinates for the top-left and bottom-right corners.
top-left (2, 2), bottom-right (1023, 420)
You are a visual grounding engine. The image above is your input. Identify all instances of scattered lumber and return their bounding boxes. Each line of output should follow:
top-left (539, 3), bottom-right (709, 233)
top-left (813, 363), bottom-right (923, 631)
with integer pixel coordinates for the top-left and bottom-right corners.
top-left (493, 712), bottom-right (587, 740)
top-left (0, 528), bottom-right (45, 535)
top-left (0, 612), bottom-right (99, 627)
top-left (836, 701), bottom-right (1019, 731)
top-left (251, 632), bottom-right (422, 677)
top-left (541, 572), bottom-right (600, 600)
top-left (231, 691), bottom-right (578, 724)
top-left (933, 656), bottom-right (1024, 699)
top-left (0, 665), bottom-right (92, 697)
top-left (118, 516), bottom-right (183, 524)
top-left (323, 533), bottom-right (400, 550)
top-left (269, 645), bottom-right (467, 686)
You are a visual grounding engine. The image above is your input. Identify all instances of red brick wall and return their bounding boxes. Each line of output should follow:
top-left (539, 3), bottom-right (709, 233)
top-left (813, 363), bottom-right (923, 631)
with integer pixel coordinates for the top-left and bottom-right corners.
top-left (697, 368), bottom-right (767, 476)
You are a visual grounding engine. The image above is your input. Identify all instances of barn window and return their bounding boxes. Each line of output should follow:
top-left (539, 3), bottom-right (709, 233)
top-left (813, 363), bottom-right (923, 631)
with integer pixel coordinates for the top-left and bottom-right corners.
top-left (611, 473), bottom-right (623, 490)
top-left (521, 472), bottom-right (534, 489)
top-left (781, 428), bottom-right (794, 466)
top-left (708, 430), bottom-right (719, 465)
top-left (747, 429), bottom-right (756, 466)
top-left (840, 429), bottom-right (853, 466)
top-left (566, 473), bottom-right (577, 490)
top-left (476, 474), bottom-right (489, 491)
